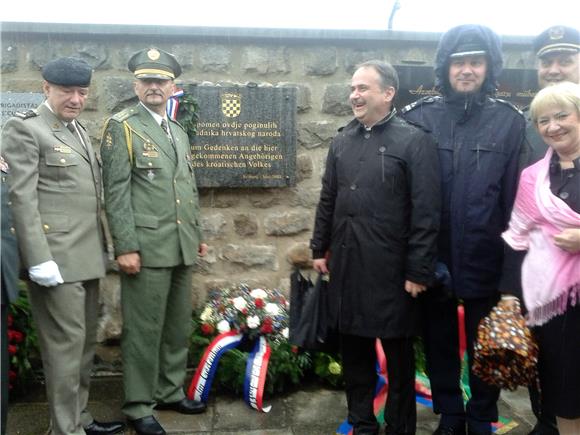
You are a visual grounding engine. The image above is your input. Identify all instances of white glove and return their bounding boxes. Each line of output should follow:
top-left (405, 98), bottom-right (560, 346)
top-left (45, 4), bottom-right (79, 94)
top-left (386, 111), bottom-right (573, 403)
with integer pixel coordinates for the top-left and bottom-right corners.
top-left (29, 260), bottom-right (64, 287)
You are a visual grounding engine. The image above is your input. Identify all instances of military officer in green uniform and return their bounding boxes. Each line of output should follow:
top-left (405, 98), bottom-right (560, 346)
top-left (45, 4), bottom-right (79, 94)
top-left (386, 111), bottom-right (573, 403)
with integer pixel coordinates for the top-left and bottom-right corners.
top-left (100, 48), bottom-right (207, 435)
top-left (2, 57), bottom-right (125, 435)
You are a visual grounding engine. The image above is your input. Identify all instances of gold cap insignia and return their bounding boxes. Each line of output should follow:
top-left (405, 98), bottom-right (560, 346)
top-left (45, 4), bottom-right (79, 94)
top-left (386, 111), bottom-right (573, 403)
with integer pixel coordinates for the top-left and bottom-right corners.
top-left (147, 49), bottom-right (161, 61)
top-left (549, 26), bottom-right (565, 41)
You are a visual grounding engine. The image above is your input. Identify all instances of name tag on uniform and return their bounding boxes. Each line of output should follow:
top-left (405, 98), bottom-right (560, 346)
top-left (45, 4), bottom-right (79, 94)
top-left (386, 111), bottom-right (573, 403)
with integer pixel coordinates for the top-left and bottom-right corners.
top-left (53, 145), bottom-right (72, 154)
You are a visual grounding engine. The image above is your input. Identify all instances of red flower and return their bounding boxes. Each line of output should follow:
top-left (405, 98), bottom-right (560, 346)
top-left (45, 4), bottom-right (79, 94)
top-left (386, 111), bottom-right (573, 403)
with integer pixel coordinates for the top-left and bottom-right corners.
top-left (254, 298), bottom-right (265, 309)
top-left (200, 323), bottom-right (215, 336)
top-left (8, 330), bottom-right (24, 343)
top-left (242, 308), bottom-right (248, 315)
top-left (7, 314), bottom-right (13, 327)
top-left (8, 370), bottom-right (17, 382)
top-left (260, 323), bottom-right (273, 334)
top-left (291, 346), bottom-right (299, 354)
top-left (8, 344), bottom-right (17, 355)
top-left (262, 317), bottom-right (273, 325)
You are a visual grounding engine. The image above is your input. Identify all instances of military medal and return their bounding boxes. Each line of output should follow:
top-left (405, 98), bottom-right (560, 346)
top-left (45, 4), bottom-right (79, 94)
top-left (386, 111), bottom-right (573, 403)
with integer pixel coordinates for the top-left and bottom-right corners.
top-left (147, 169), bottom-right (155, 181)
top-left (54, 145), bottom-right (73, 154)
top-left (143, 142), bottom-right (159, 158)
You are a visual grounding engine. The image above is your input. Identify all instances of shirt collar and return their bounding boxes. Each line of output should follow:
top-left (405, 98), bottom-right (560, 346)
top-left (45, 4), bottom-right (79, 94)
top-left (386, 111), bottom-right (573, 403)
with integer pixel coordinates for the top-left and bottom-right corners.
top-left (140, 102), bottom-right (167, 126)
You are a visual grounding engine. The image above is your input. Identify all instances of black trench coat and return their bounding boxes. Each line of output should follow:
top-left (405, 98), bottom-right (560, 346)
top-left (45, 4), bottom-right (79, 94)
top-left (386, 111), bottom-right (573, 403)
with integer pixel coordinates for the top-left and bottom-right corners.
top-left (311, 112), bottom-right (440, 338)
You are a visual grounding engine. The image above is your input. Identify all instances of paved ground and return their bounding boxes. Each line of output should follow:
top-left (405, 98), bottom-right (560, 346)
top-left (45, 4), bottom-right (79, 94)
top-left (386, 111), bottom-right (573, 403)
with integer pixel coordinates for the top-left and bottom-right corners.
top-left (7, 375), bottom-right (537, 435)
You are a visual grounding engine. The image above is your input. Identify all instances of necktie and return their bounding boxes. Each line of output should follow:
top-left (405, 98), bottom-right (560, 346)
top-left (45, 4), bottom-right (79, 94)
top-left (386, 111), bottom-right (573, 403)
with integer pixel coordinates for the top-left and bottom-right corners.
top-left (67, 122), bottom-right (87, 150)
top-left (161, 119), bottom-right (173, 144)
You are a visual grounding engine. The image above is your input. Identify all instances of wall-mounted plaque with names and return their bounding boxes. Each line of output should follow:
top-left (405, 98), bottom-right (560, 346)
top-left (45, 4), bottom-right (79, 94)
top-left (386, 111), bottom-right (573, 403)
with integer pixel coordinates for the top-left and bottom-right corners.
top-left (186, 85), bottom-right (297, 188)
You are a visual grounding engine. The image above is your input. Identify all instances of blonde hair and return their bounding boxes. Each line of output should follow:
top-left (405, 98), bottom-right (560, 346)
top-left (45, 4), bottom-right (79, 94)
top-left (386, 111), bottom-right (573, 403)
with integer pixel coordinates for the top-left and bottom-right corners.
top-left (530, 82), bottom-right (580, 124)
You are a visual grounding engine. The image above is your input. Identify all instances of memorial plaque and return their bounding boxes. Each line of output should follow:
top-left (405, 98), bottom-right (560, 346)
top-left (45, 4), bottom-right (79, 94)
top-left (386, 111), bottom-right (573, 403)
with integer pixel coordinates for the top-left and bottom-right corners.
top-left (186, 85), bottom-right (297, 188)
top-left (394, 66), bottom-right (539, 110)
top-left (0, 92), bottom-right (44, 128)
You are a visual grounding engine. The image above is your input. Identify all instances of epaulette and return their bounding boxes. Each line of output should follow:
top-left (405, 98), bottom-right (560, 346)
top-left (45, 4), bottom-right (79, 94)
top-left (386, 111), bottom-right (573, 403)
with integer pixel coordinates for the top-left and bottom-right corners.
top-left (401, 117), bottom-right (433, 134)
top-left (400, 96), bottom-right (440, 114)
top-left (110, 107), bottom-right (138, 122)
top-left (15, 109), bottom-right (38, 120)
top-left (492, 98), bottom-right (523, 115)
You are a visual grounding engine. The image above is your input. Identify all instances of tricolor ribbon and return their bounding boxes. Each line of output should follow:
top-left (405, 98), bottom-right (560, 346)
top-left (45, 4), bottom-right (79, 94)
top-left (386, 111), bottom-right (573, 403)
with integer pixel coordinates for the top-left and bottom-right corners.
top-left (188, 331), bottom-right (244, 403)
top-left (166, 88), bottom-right (184, 121)
top-left (244, 336), bottom-right (272, 412)
top-left (187, 331), bottom-right (273, 413)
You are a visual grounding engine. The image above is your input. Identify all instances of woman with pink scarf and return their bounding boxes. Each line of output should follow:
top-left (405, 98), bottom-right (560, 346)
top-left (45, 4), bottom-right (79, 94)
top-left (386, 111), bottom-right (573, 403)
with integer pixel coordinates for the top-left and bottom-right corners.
top-left (502, 82), bottom-right (580, 433)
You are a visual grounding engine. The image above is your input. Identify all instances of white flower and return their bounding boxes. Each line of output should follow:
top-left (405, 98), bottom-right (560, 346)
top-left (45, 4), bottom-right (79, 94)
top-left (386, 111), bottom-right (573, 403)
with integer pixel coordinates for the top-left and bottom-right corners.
top-left (200, 307), bottom-right (213, 322)
top-left (247, 315), bottom-right (260, 329)
top-left (217, 320), bottom-right (231, 333)
top-left (282, 327), bottom-right (289, 339)
top-left (233, 296), bottom-right (247, 311)
top-left (265, 303), bottom-right (280, 316)
top-left (250, 288), bottom-right (268, 299)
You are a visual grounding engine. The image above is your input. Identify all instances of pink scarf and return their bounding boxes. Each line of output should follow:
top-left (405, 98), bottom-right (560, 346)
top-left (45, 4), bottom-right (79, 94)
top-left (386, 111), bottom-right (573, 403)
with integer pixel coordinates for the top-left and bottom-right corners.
top-left (502, 148), bottom-right (580, 326)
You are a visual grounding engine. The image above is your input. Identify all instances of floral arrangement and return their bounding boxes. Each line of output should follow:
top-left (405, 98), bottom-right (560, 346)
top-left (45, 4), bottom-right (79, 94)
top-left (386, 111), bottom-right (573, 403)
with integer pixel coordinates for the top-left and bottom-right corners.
top-left (7, 287), bottom-right (41, 394)
top-left (198, 284), bottom-right (289, 342)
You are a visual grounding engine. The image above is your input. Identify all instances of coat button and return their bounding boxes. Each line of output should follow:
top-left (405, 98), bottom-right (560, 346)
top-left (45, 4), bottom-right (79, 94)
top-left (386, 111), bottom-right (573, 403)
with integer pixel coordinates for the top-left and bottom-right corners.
top-left (177, 219), bottom-right (181, 224)
top-left (350, 183), bottom-right (357, 190)
top-left (148, 162), bottom-right (153, 167)
top-left (176, 199), bottom-right (181, 205)
top-left (43, 224), bottom-right (50, 231)
top-left (560, 191), bottom-right (570, 200)
top-left (60, 158), bottom-right (66, 164)
top-left (364, 133), bottom-right (370, 139)
top-left (10, 227), bottom-right (15, 234)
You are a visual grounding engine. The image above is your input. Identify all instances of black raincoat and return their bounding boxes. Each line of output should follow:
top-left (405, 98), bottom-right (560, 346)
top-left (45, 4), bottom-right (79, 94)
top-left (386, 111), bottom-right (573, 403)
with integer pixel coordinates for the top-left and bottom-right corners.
top-left (311, 111), bottom-right (440, 338)
top-left (402, 24), bottom-right (526, 299)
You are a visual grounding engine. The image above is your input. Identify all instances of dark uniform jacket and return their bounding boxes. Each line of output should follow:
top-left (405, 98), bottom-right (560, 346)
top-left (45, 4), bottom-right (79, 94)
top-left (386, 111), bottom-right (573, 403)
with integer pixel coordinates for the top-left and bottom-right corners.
top-left (311, 111), bottom-right (440, 338)
top-left (2, 105), bottom-right (105, 282)
top-left (401, 25), bottom-right (526, 299)
top-left (100, 104), bottom-right (202, 267)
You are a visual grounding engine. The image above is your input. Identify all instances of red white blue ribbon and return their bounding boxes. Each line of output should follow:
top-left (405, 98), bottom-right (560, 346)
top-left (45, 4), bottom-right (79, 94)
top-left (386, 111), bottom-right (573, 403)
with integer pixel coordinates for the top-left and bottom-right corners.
top-left (187, 331), bottom-right (243, 403)
top-left (166, 88), bottom-right (184, 121)
top-left (244, 336), bottom-right (272, 412)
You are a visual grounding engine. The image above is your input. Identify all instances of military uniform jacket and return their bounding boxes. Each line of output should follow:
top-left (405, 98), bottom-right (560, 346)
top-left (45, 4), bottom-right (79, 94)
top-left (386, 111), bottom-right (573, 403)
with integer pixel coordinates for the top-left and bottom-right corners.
top-left (100, 104), bottom-right (202, 268)
top-left (1, 160), bottom-right (19, 304)
top-left (1, 104), bottom-right (105, 282)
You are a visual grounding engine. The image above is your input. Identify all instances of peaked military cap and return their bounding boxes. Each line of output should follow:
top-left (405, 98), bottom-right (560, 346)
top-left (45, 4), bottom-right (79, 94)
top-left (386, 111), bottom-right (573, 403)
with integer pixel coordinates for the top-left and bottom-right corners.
top-left (128, 48), bottom-right (182, 80)
top-left (534, 26), bottom-right (580, 58)
top-left (450, 29), bottom-right (487, 58)
top-left (42, 57), bottom-right (92, 87)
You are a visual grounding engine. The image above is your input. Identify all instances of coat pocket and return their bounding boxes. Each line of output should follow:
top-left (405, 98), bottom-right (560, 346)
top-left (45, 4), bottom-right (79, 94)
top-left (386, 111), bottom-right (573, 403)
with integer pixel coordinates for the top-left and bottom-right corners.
top-left (133, 213), bottom-right (159, 229)
top-left (45, 152), bottom-right (79, 188)
top-left (41, 214), bottom-right (71, 234)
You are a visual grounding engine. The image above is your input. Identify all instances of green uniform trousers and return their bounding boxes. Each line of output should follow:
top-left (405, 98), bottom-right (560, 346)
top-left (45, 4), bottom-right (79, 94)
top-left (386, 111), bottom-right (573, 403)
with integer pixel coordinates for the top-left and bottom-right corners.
top-left (28, 279), bottom-right (99, 435)
top-left (120, 264), bottom-right (193, 420)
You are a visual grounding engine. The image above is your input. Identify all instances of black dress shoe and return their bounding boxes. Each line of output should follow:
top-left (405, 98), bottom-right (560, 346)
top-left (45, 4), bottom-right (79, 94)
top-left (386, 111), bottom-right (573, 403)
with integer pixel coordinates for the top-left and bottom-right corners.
top-left (84, 419), bottom-right (126, 435)
top-left (434, 426), bottom-right (466, 435)
top-left (155, 397), bottom-right (206, 414)
top-left (129, 416), bottom-right (165, 435)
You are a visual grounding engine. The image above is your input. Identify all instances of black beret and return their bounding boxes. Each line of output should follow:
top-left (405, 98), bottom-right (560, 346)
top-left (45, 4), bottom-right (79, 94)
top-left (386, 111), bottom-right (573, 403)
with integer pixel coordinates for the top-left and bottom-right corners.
top-left (42, 57), bottom-right (92, 87)
top-left (533, 26), bottom-right (580, 58)
top-left (128, 48), bottom-right (182, 80)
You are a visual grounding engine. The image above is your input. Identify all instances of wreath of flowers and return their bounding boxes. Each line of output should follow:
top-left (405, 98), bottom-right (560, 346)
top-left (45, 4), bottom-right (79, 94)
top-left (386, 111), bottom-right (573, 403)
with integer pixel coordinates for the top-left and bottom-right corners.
top-left (199, 284), bottom-right (289, 342)
top-left (167, 89), bottom-right (199, 142)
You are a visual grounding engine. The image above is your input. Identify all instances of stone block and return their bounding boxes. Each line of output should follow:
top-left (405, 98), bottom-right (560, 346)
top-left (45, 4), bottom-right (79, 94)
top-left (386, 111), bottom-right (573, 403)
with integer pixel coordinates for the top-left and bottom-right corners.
top-left (344, 49), bottom-right (385, 74)
top-left (242, 46), bottom-right (290, 75)
top-left (101, 76), bottom-right (137, 113)
top-left (264, 211), bottom-right (310, 236)
top-left (221, 244), bottom-right (278, 270)
top-left (199, 44), bottom-right (233, 72)
top-left (304, 47), bottom-right (338, 76)
top-left (297, 120), bottom-right (337, 149)
top-left (233, 213), bottom-right (259, 237)
top-left (278, 82), bottom-right (311, 113)
top-left (321, 83), bottom-right (351, 116)
top-left (286, 242), bottom-right (312, 268)
top-left (296, 154), bottom-right (313, 183)
top-left (201, 212), bottom-right (228, 240)
top-left (1, 43), bottom-right (18, 73)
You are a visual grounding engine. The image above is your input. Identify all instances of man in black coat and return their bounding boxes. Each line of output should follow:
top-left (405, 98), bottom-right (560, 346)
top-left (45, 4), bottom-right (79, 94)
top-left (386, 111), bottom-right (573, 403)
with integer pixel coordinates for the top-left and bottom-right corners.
top-left (402, 25), bottom-right (525, 435)
top-left (311, 60), bottom-right (441, 435)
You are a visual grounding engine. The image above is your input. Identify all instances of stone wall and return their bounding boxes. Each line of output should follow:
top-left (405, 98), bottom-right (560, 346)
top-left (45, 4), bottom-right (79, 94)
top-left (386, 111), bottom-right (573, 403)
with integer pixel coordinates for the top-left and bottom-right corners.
top-left (0, 23), bottom-right (536, 342)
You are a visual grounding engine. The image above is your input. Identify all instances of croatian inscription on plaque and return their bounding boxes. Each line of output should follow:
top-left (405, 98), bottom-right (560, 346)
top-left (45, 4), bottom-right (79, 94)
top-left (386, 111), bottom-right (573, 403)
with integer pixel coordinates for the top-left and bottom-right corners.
top-left (186, 85), bottom-right (297, 188)
top-left (0, 92), bottom-right (44, 127)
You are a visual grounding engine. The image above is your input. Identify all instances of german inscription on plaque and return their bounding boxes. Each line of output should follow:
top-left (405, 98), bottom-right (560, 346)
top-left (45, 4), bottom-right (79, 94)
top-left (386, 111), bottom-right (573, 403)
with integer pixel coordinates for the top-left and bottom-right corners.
top-left (187, 85), bottom-right (296, 188)
top-left (0, 92), bottom-right (44, 128)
